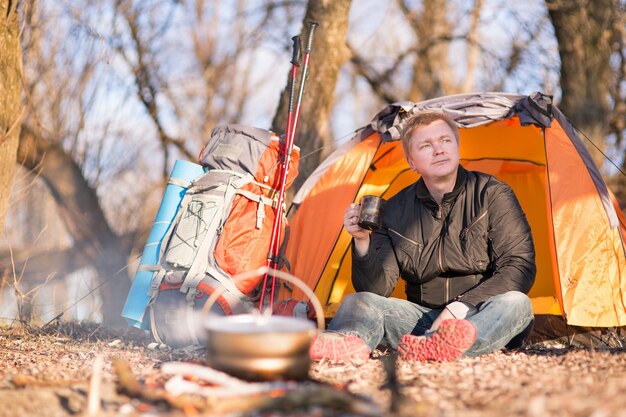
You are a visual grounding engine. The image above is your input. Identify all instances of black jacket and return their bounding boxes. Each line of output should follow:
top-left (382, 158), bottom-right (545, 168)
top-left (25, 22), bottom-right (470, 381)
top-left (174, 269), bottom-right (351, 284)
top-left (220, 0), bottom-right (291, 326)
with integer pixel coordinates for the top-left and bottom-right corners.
top-left (352, 166), bottom-right (536, 308)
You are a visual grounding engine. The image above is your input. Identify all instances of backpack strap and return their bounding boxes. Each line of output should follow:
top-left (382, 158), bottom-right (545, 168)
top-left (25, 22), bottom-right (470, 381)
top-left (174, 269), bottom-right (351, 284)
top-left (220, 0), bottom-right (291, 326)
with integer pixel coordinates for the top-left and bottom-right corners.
top-left (141, 187), bottom-right (200, 298)
top-left (149, 296), bottom-right (204, 346)
top-left (236, 189), bottom-right (276, 229)
top-left (197, 281), bottom-right (234, 315)
top-left (148, 168), bottom-right (277, 306)
top-left (179, 171), bottom-right (252, 302)
top-left (147, 269), bottom-right (166, 297)
top-left (137, 175), bottom-right (200, 299)
top-left (168, 177), bottom-right (194, 188)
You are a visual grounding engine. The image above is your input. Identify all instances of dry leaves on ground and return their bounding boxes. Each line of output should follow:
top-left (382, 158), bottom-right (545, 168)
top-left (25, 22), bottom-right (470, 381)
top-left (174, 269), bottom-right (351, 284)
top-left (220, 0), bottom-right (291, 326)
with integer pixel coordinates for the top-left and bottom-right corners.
top-left (0, 322), bottom-right (625, 417)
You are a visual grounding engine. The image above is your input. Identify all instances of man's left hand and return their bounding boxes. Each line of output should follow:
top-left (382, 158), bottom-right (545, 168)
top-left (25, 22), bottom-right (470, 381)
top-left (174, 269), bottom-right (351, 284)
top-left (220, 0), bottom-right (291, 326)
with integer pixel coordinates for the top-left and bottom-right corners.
top-left (430, 301), bottom-right (472, 330)
top-left (430, 308), bottom-right (457, 331)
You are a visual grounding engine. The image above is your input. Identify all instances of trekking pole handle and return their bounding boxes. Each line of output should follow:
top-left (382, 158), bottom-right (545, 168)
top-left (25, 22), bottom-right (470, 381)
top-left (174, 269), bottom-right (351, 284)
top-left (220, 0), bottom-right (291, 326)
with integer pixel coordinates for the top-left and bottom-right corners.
top-left (290, 36), bottom-right (301, 66)
top-left (304, 21), bottom-right (318, 53)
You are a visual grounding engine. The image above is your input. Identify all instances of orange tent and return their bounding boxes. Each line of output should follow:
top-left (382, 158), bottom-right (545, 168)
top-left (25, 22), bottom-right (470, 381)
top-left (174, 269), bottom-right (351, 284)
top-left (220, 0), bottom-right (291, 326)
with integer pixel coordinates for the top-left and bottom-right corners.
top-left (284, 92), bottom-right (626, 329)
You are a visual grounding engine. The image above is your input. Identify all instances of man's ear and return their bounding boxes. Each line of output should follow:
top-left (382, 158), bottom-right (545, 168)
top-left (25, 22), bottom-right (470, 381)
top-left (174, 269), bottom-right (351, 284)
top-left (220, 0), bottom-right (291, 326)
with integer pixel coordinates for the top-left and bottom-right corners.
top-left (407, 157), bottom-right (416, 171)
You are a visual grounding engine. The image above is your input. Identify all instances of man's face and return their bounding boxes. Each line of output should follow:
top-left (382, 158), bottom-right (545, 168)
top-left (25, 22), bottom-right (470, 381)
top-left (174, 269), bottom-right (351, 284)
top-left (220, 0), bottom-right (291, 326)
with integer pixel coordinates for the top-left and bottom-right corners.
top-left (406, 120), bottom-right (460, 181)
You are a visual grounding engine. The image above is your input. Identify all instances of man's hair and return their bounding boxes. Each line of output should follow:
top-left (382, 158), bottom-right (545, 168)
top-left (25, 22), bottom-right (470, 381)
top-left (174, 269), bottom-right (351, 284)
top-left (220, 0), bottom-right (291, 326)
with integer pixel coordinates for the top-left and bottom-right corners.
top-left (400, 111), bottom-right (460, 156)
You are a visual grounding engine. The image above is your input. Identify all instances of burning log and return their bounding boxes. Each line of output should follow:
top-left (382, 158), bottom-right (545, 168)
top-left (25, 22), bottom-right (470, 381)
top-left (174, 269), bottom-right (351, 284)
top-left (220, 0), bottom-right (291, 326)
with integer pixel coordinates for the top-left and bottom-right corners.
top-left (161, 361), bottom-right (295, 397)
top-left (114, 358), bottom-right (381, 416)
top-left (112, 358), bottom-right (208, 412)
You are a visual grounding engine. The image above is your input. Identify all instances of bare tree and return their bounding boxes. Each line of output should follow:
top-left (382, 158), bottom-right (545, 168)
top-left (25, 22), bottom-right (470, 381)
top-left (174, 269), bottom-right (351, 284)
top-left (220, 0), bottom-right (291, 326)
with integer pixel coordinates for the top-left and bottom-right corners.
top-left (271, 0), bottom-right (352, 191)
top-left (546, 0), bottom-right (625, 169)
top-left (4, 1), bottom-right (140, 325)
top-left (346, 0), bottom-right (552, 107)
top-left (4, 0), bottom-right (304, 325)
top-left (400, 0), bottom-right (454, 101)
top-left (113, 1), bottom-right (195, 180)
top-left (16, 126), bottom-right (131, 324)
top-left (111, 0), bottom-right (294, 180)
top-left (546, 0), bottom-right (626, 206)
top-left (0, 0), bottom-right (22, 230)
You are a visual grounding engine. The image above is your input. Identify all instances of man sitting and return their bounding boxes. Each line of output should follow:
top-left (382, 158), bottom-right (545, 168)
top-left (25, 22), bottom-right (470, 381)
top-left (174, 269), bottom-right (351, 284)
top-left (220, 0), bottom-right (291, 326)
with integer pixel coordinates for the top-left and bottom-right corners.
top-left (310, 111), bottom-right (536, 362)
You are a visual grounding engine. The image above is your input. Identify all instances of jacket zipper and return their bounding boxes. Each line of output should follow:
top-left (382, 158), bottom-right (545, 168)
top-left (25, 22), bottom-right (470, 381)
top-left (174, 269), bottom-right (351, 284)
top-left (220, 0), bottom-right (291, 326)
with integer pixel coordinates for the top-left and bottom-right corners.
top-left (388, 228), bottom-right (421, 247)
top-left (437, 203), bottom-right (448, 302)
top-left (438, 237), bottom-right (449, 302)
top-left (389, 228), bottom-right (424, 269)
top-left (437, 204), bottom-right (445, 273)
top-left (460, 210), bottom-right (488, 240)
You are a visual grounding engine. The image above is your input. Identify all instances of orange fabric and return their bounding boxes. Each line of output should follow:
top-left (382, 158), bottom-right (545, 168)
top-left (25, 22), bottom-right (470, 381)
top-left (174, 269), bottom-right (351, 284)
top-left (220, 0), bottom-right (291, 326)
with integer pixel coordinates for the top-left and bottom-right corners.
top-left (214, 137), bottom-right (300, 295)
top-left (196, 282), bottom-right (233, 315)
top-left (158, 281), bottom-right (233, 315)
top-left (545, 120), bottom-right (626, 327)
top-left (320, 141), bottom-right (416, 309)
top-left (459, 119), bottom-right (547, 165)
top-left (462, 160), bottom-right (557, 303)
top-left (286, 134), bottom-right (381, 301)
top-left (610, 190), bottom-right (626, 235)
top-left (284, 116), bottom-right (626, 327)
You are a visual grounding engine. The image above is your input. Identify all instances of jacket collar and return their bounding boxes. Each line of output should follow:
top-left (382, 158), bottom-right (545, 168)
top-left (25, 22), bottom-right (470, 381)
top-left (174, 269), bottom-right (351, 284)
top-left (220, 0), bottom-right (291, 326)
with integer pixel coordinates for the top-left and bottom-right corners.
top-left (416, 166), bottom-right (468, 216)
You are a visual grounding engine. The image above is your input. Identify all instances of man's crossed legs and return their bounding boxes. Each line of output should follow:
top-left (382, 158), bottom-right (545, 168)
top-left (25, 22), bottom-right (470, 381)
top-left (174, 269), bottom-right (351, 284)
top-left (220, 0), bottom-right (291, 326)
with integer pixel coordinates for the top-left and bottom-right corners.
top-left (310, 291), bottom-right (534, 363)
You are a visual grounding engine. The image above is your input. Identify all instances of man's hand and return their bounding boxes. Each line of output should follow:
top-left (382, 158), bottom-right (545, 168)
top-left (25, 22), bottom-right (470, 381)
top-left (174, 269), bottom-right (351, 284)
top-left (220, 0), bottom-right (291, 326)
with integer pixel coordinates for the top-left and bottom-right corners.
top-left (344, 203), bottom-right (370, 256)
top-left (430, 308), bottom-right (457, 331)
top-left (430, 301), bottom-right (472, 330)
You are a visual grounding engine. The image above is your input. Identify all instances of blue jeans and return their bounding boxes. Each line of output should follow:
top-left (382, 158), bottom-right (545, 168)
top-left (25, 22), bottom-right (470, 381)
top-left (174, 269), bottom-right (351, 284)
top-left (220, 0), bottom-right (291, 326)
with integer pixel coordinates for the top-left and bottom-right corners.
top-left (327, 291), bottom-right (534, 356)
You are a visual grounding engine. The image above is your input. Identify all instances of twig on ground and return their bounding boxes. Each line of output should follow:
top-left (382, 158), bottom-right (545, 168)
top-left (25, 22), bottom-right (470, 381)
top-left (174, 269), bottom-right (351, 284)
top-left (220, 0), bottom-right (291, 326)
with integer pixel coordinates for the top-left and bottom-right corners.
top-left (86, 354), bottom-right (103, 416)
top-left (11, 374), bottom-right (84, 388)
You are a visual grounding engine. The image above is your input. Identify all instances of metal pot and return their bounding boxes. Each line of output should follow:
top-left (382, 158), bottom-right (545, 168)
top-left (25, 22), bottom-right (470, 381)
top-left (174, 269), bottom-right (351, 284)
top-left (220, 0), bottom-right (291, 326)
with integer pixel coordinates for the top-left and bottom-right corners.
top-left (203, 268), bottom-right (324, 381)
top-left (205, 314), bottom-right (316, 381)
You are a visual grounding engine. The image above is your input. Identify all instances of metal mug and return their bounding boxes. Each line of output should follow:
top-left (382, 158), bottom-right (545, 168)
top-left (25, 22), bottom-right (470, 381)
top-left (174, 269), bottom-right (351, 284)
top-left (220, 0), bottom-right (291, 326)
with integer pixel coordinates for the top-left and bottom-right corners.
top-left (358, 195), bottom-right (386, 231)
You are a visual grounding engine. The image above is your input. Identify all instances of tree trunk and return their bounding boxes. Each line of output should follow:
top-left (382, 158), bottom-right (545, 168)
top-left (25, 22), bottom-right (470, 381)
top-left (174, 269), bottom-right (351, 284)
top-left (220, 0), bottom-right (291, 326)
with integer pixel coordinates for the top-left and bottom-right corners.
top-left (400, 0), bottom-right (452, 101)
top-left (546, 0), bottom-right (620, 171)
top-left (17, 126), bottom-right (131, 325)
top-left (0, 0), bottom-right (22, 230)
top-left (0, 245), bottom-right (93, 284)
top-left (271, 0), bottom-right (352, 194)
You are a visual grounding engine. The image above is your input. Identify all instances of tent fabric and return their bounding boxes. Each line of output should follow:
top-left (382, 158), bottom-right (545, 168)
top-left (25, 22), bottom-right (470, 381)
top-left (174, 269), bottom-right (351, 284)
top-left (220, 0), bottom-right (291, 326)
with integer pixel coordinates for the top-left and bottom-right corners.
top-left (284, 92), bottom-right (626, 328)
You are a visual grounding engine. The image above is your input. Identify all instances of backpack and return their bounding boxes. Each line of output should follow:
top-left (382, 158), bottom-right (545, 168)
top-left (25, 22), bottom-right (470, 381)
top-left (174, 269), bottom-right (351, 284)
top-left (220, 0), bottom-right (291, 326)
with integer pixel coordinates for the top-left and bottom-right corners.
top-left (146, 125), bottom-right (300, 347)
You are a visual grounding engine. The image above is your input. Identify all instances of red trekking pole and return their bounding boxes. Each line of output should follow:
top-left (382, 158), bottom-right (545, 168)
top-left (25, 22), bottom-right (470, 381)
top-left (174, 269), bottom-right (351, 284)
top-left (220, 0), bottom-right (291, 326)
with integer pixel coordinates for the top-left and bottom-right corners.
top-left (260, 21), bottom-right (318, 311)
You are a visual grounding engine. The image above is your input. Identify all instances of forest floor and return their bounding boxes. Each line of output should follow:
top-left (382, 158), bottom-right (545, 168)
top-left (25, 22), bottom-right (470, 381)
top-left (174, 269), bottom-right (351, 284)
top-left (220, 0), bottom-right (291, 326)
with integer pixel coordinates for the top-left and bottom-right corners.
top-left (0, 322), bottom-right (625, 417)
